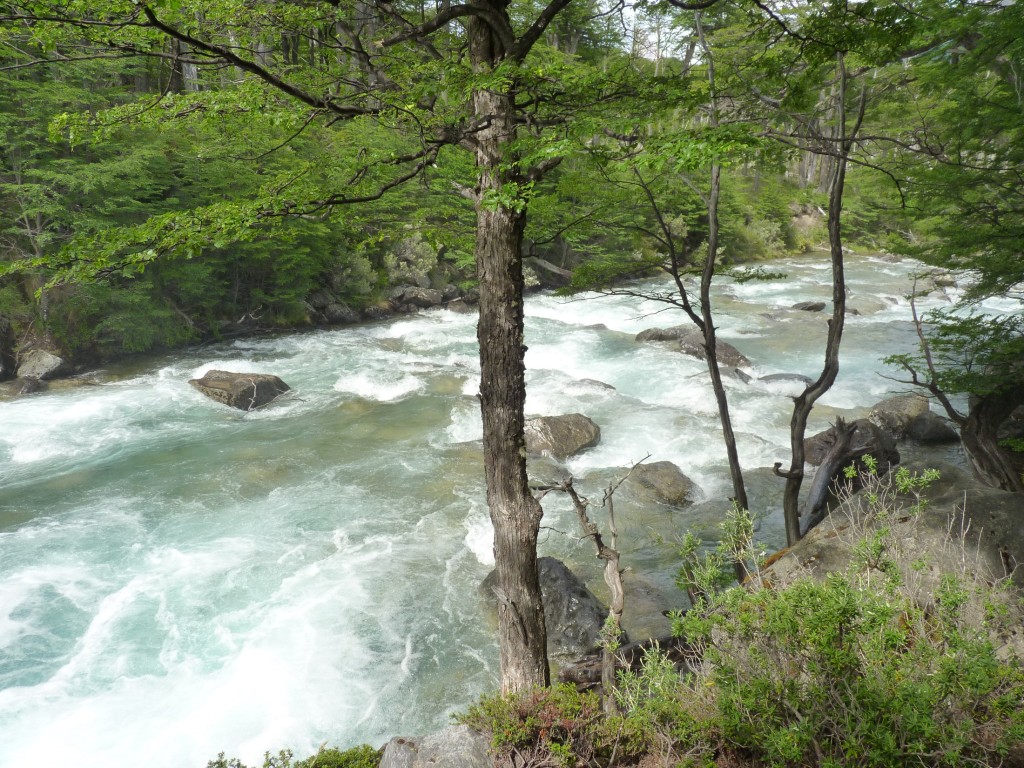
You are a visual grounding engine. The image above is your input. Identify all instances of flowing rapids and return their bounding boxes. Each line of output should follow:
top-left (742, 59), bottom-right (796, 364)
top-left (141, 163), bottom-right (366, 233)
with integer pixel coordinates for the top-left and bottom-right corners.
top-left (0, 255), bottom-right (977, 766)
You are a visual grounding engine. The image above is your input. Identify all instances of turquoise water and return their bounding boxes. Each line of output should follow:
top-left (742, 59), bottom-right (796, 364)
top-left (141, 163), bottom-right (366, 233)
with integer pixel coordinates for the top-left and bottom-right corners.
top-left (0, 255), bottom-right (969, 766)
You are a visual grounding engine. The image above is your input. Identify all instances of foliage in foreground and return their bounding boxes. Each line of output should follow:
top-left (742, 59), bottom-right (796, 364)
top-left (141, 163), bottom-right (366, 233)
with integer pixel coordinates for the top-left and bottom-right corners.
top-left (462, 467), bottom-right (1024, 767)
top-left (207, 744), bottom-right (380, 768)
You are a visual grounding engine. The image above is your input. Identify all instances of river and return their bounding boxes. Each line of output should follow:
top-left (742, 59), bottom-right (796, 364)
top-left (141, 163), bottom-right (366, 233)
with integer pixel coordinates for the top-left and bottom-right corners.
top-left (0, 254), bottom-right (972, 766)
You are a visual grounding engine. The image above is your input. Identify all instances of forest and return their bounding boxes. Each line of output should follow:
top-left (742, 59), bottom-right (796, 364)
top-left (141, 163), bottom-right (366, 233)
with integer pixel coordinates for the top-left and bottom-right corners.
top-left (1, 0), bottom-right (1024, 766)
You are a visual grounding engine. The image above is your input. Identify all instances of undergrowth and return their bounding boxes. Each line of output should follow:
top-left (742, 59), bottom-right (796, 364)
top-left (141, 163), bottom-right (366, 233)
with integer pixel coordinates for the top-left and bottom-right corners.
top-left (462, 462), bottom-right (1024, 767)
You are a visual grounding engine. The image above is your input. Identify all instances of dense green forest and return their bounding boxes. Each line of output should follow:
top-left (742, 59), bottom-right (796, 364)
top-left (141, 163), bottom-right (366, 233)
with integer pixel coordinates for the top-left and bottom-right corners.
top-left (2, 1), bottom-right (1023, 765)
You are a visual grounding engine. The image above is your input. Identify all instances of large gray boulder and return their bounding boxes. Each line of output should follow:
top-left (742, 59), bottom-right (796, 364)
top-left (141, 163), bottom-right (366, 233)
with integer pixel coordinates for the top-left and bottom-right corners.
top-left (635, 325), bottom-right (751, 368)
top-left (869, 393), bottom-right (930, 439)
top-left (16, 349), bottom-right (69, 380)
top-left (677, 329), bottom-right (750, 368)
top-left (907, 410), bottom-right (960, 444)
top-left (524, 413), bottom-right (600, 459)
top-left (188, 370), bottom-right (290, 411)
top-left (396, 286), bottom-right (444, 309)
top-left (791, 301), bottom-right (826, 312)
top-left (627, 460), bottom-right (695, 506)
top-left (482, 557), bottom-right (609, 661)
top-left (380, 725), bottom-right (491, 768)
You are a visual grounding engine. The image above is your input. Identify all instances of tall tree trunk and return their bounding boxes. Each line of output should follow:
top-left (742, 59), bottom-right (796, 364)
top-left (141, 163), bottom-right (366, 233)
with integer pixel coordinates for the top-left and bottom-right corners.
top-left (779, 52), bottom-right (856, 545)
top-left (470, 9), bottom-right (550, 694)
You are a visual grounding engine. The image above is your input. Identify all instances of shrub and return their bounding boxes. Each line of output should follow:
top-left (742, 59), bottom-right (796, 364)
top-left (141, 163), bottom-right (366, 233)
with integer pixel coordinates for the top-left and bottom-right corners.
top-left (206, 744), bottom-right (380, 768)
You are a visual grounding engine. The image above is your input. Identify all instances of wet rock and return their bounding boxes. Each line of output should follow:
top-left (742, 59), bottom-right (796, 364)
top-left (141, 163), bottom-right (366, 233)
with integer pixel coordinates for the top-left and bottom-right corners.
top-left (482, 557), bottom-right (610, 661)
top-left (791, 301), bottom-right (826, 312)
top-left (524, 413), bottom-right (600, 459)
top-left (638, 326), bottom-right (751, 368)
top-left (907, 410), bottom-right (960, 444)
top-left (0, 377), bottom-right (48, 399)
top-left (760, 372), bottom-right (814, 387)
top-left (16, 349), bottom-right (69, 380)
top-left (441, 283), bottom-right (461, 302)
top-left (322, 303), bottom-right (361, 325)
top-left (380, 725), bottom-right (490, 768)
top-left (444, 298), bottom-right (476, 314)
top-left (397, 286), bottom-right (444, 309)
top-left (805, 418), bottom-right (899, 471)
top-left (678, 329), bottom-right (750, 368)
top-left (188, 370), bottom-right (290, 411)
top-left (627, 460), bottom-right (695, 506)
top-left (722, 366), bottom-right (752, 384)
top-left (635, 325), bottom-right (689, 343)
top-left (869, 393), bottom-right (930, 439)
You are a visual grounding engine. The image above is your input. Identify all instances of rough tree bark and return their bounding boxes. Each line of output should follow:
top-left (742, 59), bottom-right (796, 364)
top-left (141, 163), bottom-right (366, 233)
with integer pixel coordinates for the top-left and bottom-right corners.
top-left (470, 8), bottom-right (550, 693)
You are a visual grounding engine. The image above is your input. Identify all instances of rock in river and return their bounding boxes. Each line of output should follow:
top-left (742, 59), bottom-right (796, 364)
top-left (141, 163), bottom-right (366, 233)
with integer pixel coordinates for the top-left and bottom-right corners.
top-left (524, 413), bottom-right (601, 459)
top-left (188, 370), bottom-right (291, 411)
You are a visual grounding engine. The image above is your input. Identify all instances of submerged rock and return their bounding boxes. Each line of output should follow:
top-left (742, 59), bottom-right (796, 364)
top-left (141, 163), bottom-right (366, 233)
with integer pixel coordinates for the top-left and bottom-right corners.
top-left (188, 370), bottom-right (290, 411)
top-left (524, 413), bottom-right (600, 459)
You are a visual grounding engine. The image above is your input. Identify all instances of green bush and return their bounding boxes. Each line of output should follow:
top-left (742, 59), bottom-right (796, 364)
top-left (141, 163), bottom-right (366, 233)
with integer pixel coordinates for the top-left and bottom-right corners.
top-left (206, 744), bottom-right (380, 768)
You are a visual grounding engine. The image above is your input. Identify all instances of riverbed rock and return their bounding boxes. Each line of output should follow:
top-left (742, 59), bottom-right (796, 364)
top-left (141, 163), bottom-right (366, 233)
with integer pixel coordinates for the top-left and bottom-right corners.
top-left (869, 393), bottom-right (930, 439)
top-left (0, 376), bottom-right (48, 399)
top-left (16, 348), bottom-right (69, 380)
top-left (627, 460), bottom-right (695, 506)
top-left (444, 298), bottom-right (476, 314)
top-left (397, 286), bottom-right (444, 309)
top-left (907, 410), bottom-right (960, 444)
top-left (760, 372), bottom-right (814, 387)
top-left (679, 330), bottom-right (750, 368)
top-left (791, 301), bottom-right (826, 312)
top-left (524, 413), bottom-right (601, 459)
top-left (482, 557), bottom-right (610, 661)
top-left (321, 302), bottom-right (361, 325)
top-left (804, 418), bottom-right (899, 471)
top-left (635, 325), bottom-right (689, 343)
top-left (380, 725), bottom-right (491, 768)
top-left (188, 370), bottom-right (291, 411)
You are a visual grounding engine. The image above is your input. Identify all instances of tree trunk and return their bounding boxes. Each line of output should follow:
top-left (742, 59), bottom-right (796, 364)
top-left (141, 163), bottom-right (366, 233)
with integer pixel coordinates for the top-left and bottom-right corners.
top-left (470, 10), bottom-right (550, 694)
top-left (961, 390), bottom-right (1024, 493)
top-left (779, 52), bottom-right (853, 546)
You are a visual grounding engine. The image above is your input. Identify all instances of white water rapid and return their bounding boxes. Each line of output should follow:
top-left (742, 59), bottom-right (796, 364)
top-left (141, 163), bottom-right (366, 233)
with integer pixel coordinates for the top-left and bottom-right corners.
top-left (0, 255), bottom-right (976, 766)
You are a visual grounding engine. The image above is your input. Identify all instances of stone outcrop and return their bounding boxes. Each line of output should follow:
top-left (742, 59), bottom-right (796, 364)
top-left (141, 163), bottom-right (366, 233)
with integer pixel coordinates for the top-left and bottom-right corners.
top-left (16, 348), bottom-right (69, 380)
top-left (380, 725), bottom-right (491, 768)
top-left (394, 286), bottom-right (444, 309)
top-left (524, 413), bottom-right (600, 459)
top-left (188, 370), bottom-right (290, 411)
top-left (0, 377), bottom-right (48, 399)
top-left (481, 557), bottom-right (609, 661)
top-left (627, 460), bottom-right (695, 506)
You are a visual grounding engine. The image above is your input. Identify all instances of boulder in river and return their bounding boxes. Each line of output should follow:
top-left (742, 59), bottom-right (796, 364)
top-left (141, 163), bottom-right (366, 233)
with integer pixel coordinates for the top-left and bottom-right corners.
top-left (188, 370), bottom-right (291, 411)
top-left (907, 410), bottom-right (960, 444)
top-left (869, 393), bottom-right (930, 439)
top-left (481, 557), bottom-right (610, 661)
top-left (0, 377), bottom-right (48, 399)
top-left (791, 301), bottom-right (826, 312)
top-left (637, 325), bottom-right (752, 368)
top-left (627, 460), bottom-right (695, 506)
top-left (396, 286), bottom-right (444, 309)
top-left (16, 348), bottom-right (69, 380)
top-left (524, 413), bottom-right (600, 459)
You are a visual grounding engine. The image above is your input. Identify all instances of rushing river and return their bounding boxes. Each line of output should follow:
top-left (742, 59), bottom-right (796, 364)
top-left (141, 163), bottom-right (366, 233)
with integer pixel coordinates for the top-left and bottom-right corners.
top-left (0, 255), bottom-right (979, 766)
